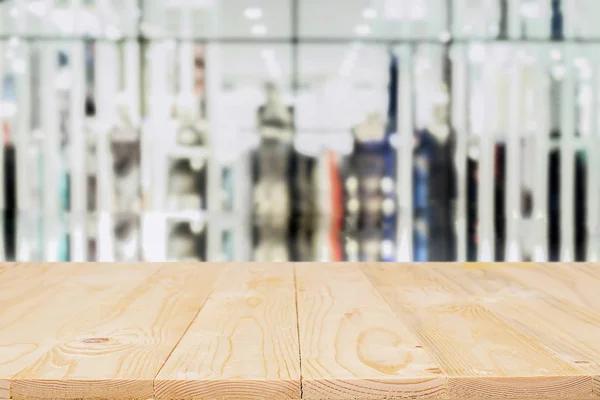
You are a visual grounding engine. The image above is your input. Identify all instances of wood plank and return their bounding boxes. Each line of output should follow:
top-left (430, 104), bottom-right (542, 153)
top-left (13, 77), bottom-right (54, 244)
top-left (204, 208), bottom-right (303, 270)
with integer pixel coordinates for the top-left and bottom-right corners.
top-left (4, 263), bottom-right (220, 400)
top-left (365, 263), bottom-right (591, 400)
top-left (155, 263), bottom-right (301, 400)
top-left (0, 263), bottom-right (12, 277)
top-left (2, 262), bottom-right (600, 400)
top-left (0, 264), bottom-right (91, 381)
top-left (486, 262), bottom-right (600, 310)
top-left (0, 264), bottom-right (61, 399)
top-left (296, 263), bottom-right (445, 400)
top-left (1, 263), bottom-right (153, 400)
top-left (432, 263), bottom-right (600, 398)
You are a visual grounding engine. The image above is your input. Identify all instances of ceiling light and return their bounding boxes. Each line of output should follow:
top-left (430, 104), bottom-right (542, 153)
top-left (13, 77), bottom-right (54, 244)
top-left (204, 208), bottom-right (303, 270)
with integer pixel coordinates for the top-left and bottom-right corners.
top-left (355, 24), bottom-right (371, 36)
top-left (251, 24), bottom-right (268, 36)
top-left (362, 8), bottom-right (377, 19)
top-left (244, 7), bottom-right (263, 20)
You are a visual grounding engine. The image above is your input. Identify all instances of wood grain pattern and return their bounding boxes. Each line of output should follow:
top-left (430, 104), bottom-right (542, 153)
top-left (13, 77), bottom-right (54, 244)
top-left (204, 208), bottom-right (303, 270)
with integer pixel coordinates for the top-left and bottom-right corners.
top-left (155, 263), bottom-right (300, 400)
top-left (0, 379), bottom-right (8, 400)
top-left (1, 264), bottom-right (157, 400)
top-left (4, 264), bottom-right (220, 400)
top-left (296, 264), bottom-right (445, 400)
top-left (1, 263), bottom-right (93, 380)
top-left (432, 263), bottom-right (600, 398)
top-left (490, 263), bottom-right (600, 310)
top-left (364, 263), bottom-right (592, 400)
top-left (2, 262), bottom-right (600, 400)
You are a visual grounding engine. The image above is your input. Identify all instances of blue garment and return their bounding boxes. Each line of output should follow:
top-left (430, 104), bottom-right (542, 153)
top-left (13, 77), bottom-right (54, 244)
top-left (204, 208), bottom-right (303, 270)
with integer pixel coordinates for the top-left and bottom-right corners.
top-left (413, 215), bottom-right (429, 262)
top-left (413, 129), bottom-right (456, 262)
top-left (413, 130), bottom-right (431, 261)
top-left (343, 52), bottom-right (399, 261)
top-left (551, 0), bottom-right (563, 40)
top-left (58, 173), bottom-right (70, 261)
top-left (413, 157), bottom-right (429, 210)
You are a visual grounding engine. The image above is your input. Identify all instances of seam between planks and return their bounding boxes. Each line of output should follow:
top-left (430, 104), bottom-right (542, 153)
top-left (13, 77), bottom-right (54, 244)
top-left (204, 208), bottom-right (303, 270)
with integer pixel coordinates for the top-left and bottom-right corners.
top-left (293, 263), bottom-right (304, 399)
top-left (360, 265), bottom-right (451, 396)
top-left (473, 304), bottom-right (598, 398)
top-left (0, 379), bottom-right (9, 400)
top-left (150, 268), bottom-right (218, 400)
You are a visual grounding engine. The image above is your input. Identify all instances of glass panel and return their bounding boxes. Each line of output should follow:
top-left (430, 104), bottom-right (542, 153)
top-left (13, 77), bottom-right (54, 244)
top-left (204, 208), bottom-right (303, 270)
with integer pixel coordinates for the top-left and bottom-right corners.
top-left (141, 0), bottom-right (292, 39)
top-left (299, 0), bottom-right (448, 40)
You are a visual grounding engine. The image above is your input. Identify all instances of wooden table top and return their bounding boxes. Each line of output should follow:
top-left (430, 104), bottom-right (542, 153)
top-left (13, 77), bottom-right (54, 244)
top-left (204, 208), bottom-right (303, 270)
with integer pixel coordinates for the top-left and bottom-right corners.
top-left (0, 263), bottom-right (599, 400)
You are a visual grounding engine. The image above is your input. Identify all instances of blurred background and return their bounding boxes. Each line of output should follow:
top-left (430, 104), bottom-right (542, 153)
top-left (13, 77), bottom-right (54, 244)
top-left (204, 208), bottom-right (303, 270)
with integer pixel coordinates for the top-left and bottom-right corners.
top-left (0, 0), bottom-right (598, 263)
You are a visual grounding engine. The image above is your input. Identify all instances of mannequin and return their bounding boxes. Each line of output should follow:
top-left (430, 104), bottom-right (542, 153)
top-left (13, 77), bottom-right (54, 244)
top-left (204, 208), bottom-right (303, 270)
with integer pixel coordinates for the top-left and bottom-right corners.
top-left (110, 99), bottom-right (141, 212)
top-left (110, 98), bottom-right (142, 261)
top-left (176, 94), bottom-right (207, 147)
top-left (344, 112), bottom-right (396, 262)
top-left (167, 158), bottom-right (205, 210)
top-left (258, 83), bottom-right (294, 143)
top-left (113, 214), bottom-right (140, 262)
top-left (414, 84), bottom-right (456, 262)
top-left (353, 113), bottom-right (386, 143)
top-left (168, 221), bottom-right (205, 261)
top-left (253, 83), bottom-right (294, 261)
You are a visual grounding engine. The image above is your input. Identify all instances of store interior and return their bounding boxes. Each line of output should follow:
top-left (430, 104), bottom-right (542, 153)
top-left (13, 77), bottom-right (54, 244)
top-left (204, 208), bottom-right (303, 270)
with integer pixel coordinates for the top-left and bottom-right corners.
top-left (0, 0), bottom-right (599, 263)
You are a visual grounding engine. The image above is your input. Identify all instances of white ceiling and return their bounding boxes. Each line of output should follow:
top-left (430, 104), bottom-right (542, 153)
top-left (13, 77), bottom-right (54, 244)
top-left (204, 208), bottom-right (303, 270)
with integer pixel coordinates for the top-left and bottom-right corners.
top-left (0, 0), bottom-right (453, 39)
top-left (0, 0), bottom-right (407, 86)
top-left (5, 0), bottom-right (600, 92)
top-left (4, 0), bottom-right (600, 40)
top-left (145, 0), bottom-right (449, 39)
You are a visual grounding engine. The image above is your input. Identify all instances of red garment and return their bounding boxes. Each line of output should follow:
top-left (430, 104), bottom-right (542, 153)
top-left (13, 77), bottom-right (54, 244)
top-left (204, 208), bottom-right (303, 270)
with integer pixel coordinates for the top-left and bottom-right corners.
top-left (327, 151), bottom-right (343, 261)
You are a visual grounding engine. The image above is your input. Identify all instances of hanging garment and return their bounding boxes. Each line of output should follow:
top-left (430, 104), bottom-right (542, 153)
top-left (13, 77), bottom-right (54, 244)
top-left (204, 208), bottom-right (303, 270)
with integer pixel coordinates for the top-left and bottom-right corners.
top-left (289, 154), bottom-right (315, 262)
top-left (327, 151), bottom-right (344, 261)
top-left (59, 170), bottom-right (70, 261)
top-left (498, 0), bottom-right (509, 39)
top-left (545, 142), bottom-right (586, 262)
top-left (413, 153), bottom-right (429, 262)
top-left (467, 156), bottom-right (478, 261)
top-left (548, 147), bottom-right (560, 261)
top-left (575, 150), bottom-right (587, 261)
top-left (343, 139), bottom-right (396, 262)
top-left (551, 0), bottom-right (563, 40)
top-left (494, 143), bottom-right (506, 261)
top-left (414, 129), bottom-right (457, 262)
top-left (253, 101), bottom-right (295, 261)
top-left (4, 144), bottom-right (16, 260)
